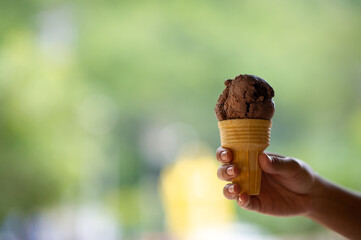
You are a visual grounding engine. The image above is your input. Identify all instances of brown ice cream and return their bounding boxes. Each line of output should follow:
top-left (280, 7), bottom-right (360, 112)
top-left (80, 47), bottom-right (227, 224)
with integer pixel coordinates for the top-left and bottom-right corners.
top-left (215, 74), bottom-right (275, 121)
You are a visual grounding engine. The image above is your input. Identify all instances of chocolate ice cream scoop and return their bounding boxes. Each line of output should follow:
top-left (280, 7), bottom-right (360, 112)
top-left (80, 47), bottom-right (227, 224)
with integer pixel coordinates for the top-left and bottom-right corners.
top-left (215, 74), bottom-right (275, 121)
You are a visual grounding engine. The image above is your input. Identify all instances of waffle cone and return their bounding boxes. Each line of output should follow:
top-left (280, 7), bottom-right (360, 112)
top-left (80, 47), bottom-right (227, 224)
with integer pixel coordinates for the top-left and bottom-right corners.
top-left (218, 119), bottom-right (272, 195)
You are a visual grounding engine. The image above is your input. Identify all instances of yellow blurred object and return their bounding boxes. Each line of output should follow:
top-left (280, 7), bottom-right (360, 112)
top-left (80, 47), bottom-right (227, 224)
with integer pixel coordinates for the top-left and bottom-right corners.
top-left (159, 144), bottom-right (235, 239)
top-left (218, 119), bottom-right (272, 195)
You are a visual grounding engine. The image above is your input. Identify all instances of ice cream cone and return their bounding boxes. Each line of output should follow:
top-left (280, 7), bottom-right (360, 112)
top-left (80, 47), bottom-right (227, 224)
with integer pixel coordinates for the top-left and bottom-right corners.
top-left (218, 119), bottom-right (272, 195)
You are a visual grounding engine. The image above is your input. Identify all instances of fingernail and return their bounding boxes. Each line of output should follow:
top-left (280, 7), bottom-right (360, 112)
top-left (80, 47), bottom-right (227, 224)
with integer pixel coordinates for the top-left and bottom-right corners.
top-left (220, 151), bottom-right (228, 161)
top-left (228, 185), bottom-right (235, 193)
top-left (238, 196), bottom-right (242, 203)
top-left (226, 166), bottom-right (235, 176)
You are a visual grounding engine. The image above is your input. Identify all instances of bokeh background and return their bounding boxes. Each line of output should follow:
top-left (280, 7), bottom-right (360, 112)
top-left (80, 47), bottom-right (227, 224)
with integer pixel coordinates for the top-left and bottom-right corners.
top-left (1, 0), bottom-right (361, 239)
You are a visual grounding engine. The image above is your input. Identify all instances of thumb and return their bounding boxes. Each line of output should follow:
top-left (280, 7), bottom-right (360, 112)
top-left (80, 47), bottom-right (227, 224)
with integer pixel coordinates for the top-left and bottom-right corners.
top-left (259, 153), bottom-right (301, 176)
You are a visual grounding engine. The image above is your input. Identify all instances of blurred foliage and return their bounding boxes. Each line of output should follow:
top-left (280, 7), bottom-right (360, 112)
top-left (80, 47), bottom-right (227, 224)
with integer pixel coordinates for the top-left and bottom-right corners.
top-left (1, 0), bottom-right (361, 237)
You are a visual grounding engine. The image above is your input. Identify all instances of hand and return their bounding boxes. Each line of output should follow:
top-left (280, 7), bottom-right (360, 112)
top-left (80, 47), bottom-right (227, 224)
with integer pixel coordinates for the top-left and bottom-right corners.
top-left (216, 147), bottom-right (318, 216)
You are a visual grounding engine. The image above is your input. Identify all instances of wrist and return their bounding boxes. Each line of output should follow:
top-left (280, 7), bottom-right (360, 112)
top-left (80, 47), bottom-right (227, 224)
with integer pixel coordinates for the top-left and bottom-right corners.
top-left (304, 174), bottom-right (329, 219)
top-left (302, 175), bottom-right (361, 239)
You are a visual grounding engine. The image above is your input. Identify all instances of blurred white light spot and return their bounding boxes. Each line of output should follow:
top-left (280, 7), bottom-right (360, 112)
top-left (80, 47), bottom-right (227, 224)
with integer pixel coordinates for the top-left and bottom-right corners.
top-left (75, 205), bottom-right (120, 240)
top-left (189, 223), bottom-right (275, 240)
top-left (140, 122), bottom-right (199, 167)
top-left (36, 5), bottom-right (76, 60)
top-left (34, 204), bottom-right (120, 240)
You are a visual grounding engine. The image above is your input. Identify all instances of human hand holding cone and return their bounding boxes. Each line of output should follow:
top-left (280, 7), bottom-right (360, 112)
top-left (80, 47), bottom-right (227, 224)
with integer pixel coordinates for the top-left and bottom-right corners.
top-left (215, 74), bottom-right (275, 196)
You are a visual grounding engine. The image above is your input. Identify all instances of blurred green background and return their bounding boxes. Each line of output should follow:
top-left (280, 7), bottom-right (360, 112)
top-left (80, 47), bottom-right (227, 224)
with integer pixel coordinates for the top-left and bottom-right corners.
top-left (1, 0), bottom-right (361, 239)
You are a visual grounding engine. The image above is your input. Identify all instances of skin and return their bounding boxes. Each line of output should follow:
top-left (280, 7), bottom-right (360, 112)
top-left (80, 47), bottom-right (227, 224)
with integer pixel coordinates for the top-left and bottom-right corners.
top-left (216, 147), bottom-right (361, 239)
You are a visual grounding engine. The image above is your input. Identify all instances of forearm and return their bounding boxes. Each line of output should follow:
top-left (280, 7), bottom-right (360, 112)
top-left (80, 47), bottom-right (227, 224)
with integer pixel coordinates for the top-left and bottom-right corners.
top-left (306, 176), bottom-right (361, 239)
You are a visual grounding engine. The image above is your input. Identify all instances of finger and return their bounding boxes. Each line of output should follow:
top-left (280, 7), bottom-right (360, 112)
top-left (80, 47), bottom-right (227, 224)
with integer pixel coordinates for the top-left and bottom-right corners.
top-left (217, 164), bottom-right (240, 181)
top-left (216, 147), bottom-right (233, 164)
top-left (237, 193), bottom-right (261, 212)
top-left (223, 183), bottom-right (241, 200)
top-left (259, 153), bottom-right (301, 176)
